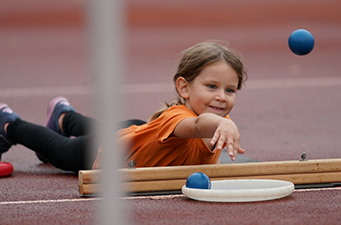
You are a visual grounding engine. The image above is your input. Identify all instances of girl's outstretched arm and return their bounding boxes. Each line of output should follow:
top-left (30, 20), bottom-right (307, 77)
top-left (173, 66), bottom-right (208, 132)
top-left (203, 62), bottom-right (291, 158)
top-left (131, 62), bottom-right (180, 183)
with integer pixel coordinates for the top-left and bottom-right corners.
top-left (173, 113), bottom-right (245, 161)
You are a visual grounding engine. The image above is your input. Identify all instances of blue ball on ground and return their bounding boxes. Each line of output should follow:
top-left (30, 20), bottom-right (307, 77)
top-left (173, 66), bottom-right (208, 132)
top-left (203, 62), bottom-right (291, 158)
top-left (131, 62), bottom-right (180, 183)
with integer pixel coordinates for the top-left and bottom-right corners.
top-left (288, 29), bottom-right (315, 56)
top-left (186, 172), bottom-right (211, 189)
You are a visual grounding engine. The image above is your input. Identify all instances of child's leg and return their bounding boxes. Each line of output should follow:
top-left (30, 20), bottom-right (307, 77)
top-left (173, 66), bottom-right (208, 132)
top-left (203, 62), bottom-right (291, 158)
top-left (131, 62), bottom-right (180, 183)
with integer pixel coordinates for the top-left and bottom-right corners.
top-left (38, 96), bottom-right (96, 163)
top-left (62, 112), bottom-right (98, 137)
top-left (7, 119), bottom-right (97, 173)
top-left (61, 114), bottom-right (146, 137)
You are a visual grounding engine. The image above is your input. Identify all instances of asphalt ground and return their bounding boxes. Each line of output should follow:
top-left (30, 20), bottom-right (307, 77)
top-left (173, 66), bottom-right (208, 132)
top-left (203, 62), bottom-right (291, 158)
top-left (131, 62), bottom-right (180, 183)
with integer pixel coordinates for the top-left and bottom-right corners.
top-left (1, 0), bottom-right (341, 224)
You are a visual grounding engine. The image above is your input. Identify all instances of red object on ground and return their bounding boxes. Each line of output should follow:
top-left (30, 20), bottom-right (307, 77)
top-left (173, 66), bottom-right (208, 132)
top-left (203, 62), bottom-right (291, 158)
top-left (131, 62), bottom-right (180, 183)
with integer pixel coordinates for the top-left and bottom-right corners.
top-left (0, 162), bottom-right (13, 177)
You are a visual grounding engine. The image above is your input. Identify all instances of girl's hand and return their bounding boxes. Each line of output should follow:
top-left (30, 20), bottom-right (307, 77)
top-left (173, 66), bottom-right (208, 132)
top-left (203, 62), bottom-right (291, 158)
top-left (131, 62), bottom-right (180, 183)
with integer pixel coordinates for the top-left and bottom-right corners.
top-left (173, 113), bottom-right (246, 161)
top-left (210, 119), bottom-right (245, 161)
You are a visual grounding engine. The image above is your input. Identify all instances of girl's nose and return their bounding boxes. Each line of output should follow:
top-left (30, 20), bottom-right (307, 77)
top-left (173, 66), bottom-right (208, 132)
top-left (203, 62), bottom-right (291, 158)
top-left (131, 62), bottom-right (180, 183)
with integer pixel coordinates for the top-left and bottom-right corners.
top-left (215, 90), bottom-right (226, 101)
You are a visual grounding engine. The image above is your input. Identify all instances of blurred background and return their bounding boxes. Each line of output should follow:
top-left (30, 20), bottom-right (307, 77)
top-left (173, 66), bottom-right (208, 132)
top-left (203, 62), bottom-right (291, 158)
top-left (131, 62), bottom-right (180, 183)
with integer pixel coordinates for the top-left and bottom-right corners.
top-left (1, 0), bottom-right (341, 163)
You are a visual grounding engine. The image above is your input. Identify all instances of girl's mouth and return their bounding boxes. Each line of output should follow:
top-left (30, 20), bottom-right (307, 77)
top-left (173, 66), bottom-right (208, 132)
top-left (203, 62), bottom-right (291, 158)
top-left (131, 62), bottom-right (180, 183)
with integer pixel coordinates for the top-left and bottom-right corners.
top-left (209, 105), bottom-right (224, 111)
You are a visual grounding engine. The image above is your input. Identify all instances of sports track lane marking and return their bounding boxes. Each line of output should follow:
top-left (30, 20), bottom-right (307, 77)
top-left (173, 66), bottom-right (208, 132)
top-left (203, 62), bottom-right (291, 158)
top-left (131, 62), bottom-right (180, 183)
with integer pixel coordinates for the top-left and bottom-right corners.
top-left (1, 187), bottom-right (340, 204)
top-left (0, 198), bottom-right (101, 205)
top-left (1, 77), bottom-right (341, 97)
top-left (295, 186), bottom-right (341, 192)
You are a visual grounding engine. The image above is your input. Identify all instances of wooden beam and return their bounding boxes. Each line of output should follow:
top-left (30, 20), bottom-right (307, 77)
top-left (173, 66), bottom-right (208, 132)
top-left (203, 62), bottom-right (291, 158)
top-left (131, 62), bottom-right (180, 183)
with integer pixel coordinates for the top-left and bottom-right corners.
top-left (120, 158), bottom-right (341, 181)
top-left (79, 158), bottom-right (341, 195)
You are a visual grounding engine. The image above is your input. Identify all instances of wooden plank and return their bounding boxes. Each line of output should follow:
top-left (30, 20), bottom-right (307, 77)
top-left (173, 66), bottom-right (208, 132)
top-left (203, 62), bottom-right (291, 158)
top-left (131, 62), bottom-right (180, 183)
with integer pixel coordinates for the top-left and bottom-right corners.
top-left (121, 172), bottom-right (341, 192)
top-left (120, 159), bottom-right (341, 181)
top-left (79, 171), bottom-right (341, 194)
top-left (78, 158), bottom-right (341, 194)
top-left (79, 170), bottom-right (101, 186)
top-left (79, 158), bottom-right (341, 183)
top-left (79, 183), bottom-right (100, 195)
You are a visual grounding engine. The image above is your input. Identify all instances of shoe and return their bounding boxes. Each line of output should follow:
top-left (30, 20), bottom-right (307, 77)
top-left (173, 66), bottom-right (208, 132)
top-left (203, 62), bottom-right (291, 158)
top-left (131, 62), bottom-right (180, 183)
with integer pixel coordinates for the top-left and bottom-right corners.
top-left (0, 104), bottom-right (20, 161)
top-left (36, 97), bottom-right (75, 163)
top-left (45, 96), bottom-right (75, 136)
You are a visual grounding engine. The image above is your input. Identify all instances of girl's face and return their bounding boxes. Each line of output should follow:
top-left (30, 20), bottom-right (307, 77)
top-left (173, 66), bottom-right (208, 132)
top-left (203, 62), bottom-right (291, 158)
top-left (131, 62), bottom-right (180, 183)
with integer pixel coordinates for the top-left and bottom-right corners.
top-left (182, 61), bottom-right (239, 117)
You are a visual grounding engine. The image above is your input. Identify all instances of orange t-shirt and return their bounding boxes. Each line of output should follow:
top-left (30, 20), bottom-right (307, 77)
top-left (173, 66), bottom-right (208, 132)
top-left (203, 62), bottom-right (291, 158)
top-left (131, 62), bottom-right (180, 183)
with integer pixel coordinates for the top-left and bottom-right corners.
top-left (92, 105), bottom-right (231, 168)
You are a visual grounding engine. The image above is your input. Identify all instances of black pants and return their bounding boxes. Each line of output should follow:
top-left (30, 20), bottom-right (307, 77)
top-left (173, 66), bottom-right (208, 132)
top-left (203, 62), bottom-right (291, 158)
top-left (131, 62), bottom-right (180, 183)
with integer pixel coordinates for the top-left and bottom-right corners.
top-left (7, 112), bottom-right (145, 173)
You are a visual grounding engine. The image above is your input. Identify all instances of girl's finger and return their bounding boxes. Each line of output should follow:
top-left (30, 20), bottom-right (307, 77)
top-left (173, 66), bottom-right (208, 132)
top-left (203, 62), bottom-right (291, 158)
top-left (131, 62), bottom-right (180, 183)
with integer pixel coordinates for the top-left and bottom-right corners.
top-left (238, 147), bottom-right (246, 154)
top-left (227, 143), bottom-right (234, 157)
top-left (216, 136), bottom-right (226, 151)
top-left (210, 132), bottom-right (219, 146)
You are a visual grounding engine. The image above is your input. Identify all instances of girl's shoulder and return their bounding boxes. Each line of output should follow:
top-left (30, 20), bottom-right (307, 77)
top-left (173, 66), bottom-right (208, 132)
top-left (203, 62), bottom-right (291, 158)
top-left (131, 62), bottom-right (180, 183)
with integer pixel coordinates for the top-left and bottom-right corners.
top-left (166, 105), bottom-right (231, 120)
top-left (165, 104), bottom-right (196, 116)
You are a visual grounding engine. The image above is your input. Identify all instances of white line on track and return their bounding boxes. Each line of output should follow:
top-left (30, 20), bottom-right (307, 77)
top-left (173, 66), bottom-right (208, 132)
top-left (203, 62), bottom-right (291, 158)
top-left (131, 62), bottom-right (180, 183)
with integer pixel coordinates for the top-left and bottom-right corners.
top-left (121, 194), bottom-right (184, 200)
top-left (0, 85), bottom-right (93, 98)
top-left (1, 186), bottom-right (340, 204)
top-left (0, 198), bottom-right (102, 205)
top-left (1, 77), bottom-right (341, 97)
top-left (295, 186), bottom-right (341, 192)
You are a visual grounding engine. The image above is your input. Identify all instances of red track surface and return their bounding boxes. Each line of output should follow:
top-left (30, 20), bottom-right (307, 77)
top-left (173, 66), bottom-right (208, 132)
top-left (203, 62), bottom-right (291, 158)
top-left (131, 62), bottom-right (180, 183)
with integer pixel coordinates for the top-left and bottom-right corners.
top-left (1, 0), bottom-right (341, 224)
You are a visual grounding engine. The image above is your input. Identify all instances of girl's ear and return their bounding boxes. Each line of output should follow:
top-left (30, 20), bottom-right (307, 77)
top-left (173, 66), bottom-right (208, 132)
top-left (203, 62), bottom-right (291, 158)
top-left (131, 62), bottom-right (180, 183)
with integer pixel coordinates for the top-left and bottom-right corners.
top-left (176, 77), bottom-right (190, 99)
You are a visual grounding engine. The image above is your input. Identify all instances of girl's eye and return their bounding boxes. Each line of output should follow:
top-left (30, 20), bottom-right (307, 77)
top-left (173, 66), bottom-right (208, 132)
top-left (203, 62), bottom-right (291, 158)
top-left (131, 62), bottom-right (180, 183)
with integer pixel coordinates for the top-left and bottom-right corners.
top-left (226, 88), bottom-right (235, 93)
top-left (207, 84), bottom-right (216, 89)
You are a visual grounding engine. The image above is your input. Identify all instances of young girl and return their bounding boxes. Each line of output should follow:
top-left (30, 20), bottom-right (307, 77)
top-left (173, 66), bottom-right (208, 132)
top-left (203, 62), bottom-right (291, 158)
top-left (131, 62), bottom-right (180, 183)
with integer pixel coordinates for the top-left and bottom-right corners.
top-left (0, 41), bottom-right (247, 173)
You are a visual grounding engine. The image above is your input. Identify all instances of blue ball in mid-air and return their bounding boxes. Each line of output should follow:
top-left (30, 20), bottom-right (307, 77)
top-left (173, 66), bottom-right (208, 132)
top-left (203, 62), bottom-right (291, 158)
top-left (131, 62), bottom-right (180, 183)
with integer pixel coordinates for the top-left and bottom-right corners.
top-left (288, 29), bottom-right (315, 56)
top-left (186, 172), bottom-right (211, 189)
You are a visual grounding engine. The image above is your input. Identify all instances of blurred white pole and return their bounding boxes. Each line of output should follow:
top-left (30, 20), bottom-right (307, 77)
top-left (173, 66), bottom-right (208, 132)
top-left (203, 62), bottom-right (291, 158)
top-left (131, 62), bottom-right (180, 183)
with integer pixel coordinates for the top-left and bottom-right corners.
top-left (85, 0), bottom-right (125, 224)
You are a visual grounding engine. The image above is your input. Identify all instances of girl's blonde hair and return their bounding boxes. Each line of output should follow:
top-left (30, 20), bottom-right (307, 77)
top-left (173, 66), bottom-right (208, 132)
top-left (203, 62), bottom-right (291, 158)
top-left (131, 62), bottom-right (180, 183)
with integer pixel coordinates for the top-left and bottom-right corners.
top-left (149, 41), bottom-right (247, 122)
